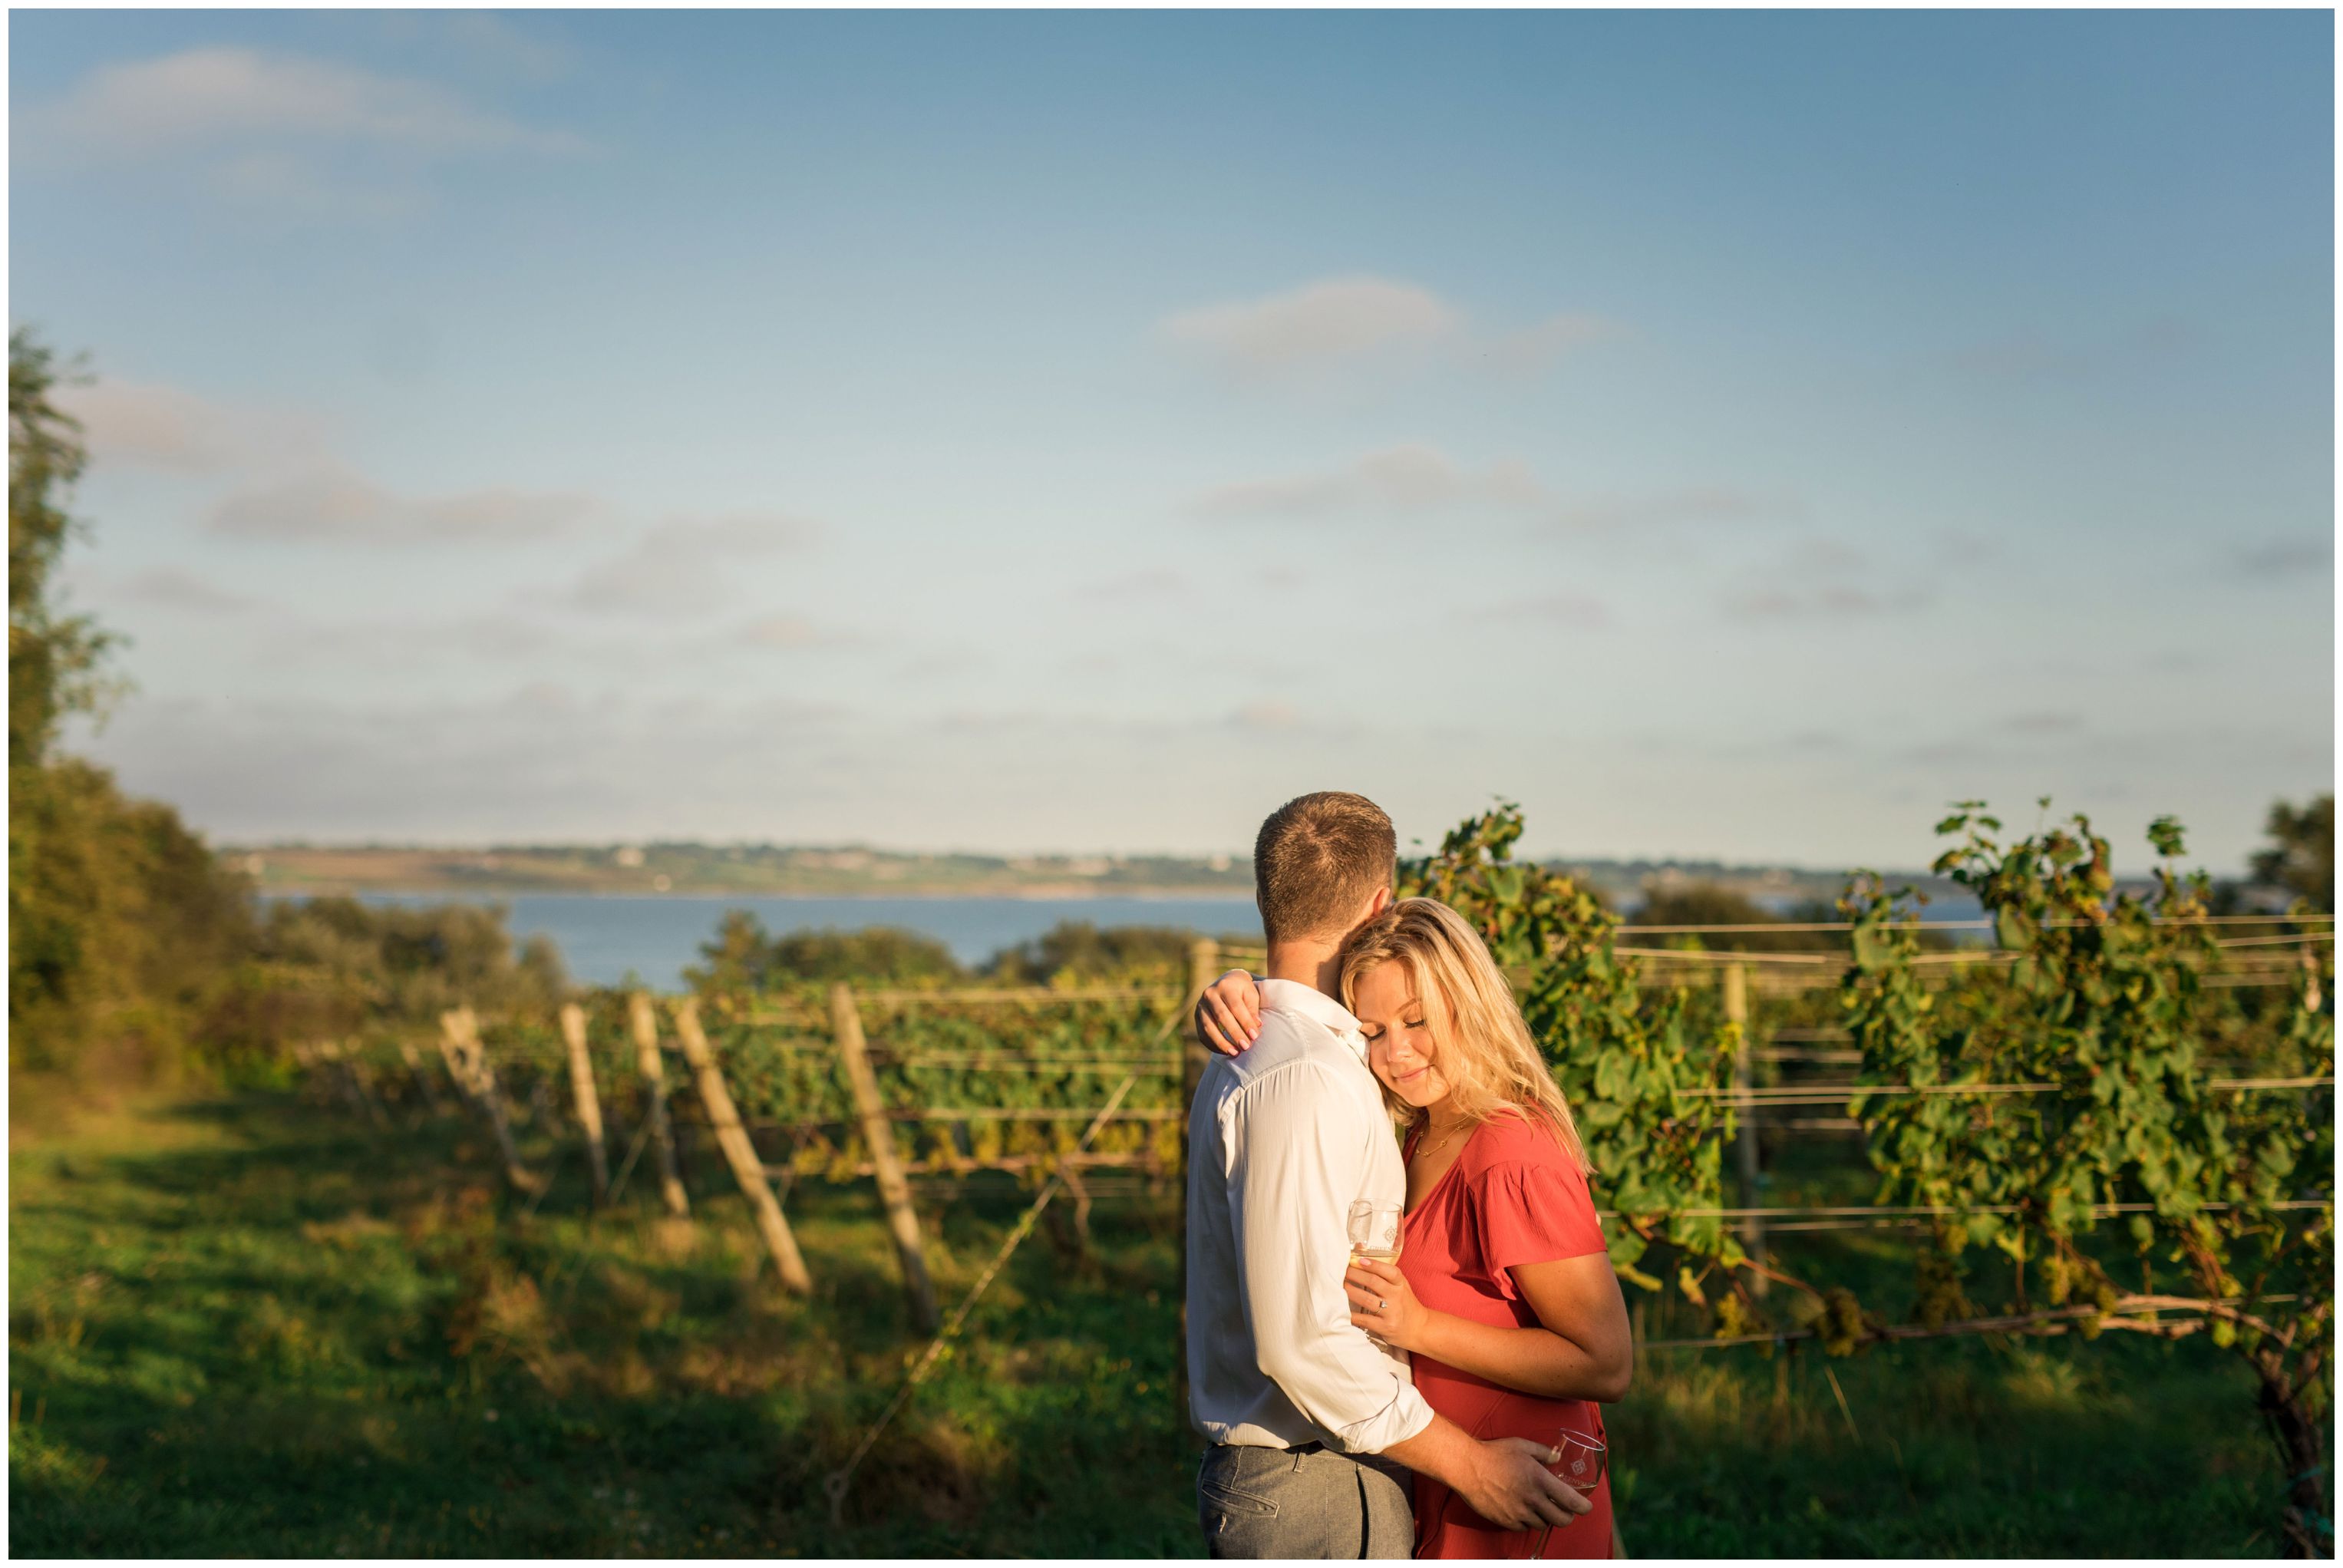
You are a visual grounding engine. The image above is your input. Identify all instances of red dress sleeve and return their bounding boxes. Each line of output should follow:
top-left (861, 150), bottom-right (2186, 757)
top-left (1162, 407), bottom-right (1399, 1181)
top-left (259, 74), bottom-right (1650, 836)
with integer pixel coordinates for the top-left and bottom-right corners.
top-left (1478, 1154), bottom-right (1608, 1293)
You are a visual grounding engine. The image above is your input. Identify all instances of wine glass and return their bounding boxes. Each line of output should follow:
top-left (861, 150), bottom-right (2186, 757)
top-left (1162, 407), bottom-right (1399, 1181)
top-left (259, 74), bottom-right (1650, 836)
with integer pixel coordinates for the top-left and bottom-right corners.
top-left (1347, 1200), bottom-right (1404, 1265)
top-left (1348, 1200), bottom-right (1404, 1349)
top-left (1532, 1426), bottom-right (1605, 1560)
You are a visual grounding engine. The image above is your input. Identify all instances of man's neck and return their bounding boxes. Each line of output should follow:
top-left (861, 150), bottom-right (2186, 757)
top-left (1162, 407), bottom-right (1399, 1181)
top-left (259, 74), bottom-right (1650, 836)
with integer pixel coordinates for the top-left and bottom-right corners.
top-left (1263, 940), bottom-right (1344, 998)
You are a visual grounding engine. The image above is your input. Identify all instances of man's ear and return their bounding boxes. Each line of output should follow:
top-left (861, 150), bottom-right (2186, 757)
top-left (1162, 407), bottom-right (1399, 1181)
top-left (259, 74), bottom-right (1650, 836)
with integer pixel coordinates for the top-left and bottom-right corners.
top-left (1367, 886), bottom-right (1394, 919)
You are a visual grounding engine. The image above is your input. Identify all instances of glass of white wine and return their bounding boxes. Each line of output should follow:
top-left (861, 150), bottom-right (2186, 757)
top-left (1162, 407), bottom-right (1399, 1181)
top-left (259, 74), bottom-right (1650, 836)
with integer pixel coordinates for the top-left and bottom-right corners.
top-left (1348, 1200), bottom-right (1403, 1265)
top-left (1348, 1200), bottom-right (1404, 1348)
top-left (1532, 1426), bottom-right (1606, 1559)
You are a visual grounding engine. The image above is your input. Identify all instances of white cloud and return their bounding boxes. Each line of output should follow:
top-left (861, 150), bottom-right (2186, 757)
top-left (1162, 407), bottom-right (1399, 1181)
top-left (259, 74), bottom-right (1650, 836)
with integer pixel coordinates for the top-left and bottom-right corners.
top-left (411, 13), bottom-right (579, 84)
top-left (118, 566), bottom-right (261, 614)
top-left (1160, 276), bottom-right (1460, 380)
top-left (78, 687), bottom-right (851, 843)
top-left (208, 465), bottom-right (599, 544)
top-left (1473, 593), bottom-right (1613, 630)
top-left (1193, 444), bottom-right (1546, 520)
top-left (741, 616), bottom-right (822, 649)
top-left (1084, 566), bottom-right (1190, 599)
top-left (1718, 535), bottom-right (1929, 623)
top-left (259, 612), bottom-right (566, 665)
top-left (2231, 535), bottom-right (2331, 580)
top-left (564, 514), bottom-right (823, 617)
top-left (54, 378), bottom-right (328, 474)
top-left (1480, 313), bottom-right (1626, 375)
top-left (1192, 446), bottom-right (1769, 534)
top-left (18, 47), bottom-right (583, 219)
top-left (1159, 276), bottom-right (1623, 385)
top-left (738, 615), bottom-right (860, 650)
top-left (206, 149), bottom-right (427, 222)
top-left (1948, 316), bottom-right (2196, 385)
top-left (2000, 711), bottom-right (2086, 735)
top-left (1553, 487), bottom-right (1778, 530)
top-left (24, 47), bottom-right (582, 160)
top-left (1233, 700), bottom-right (1300, 731)
top-left (1721, 585), bottom-right (1930, 621)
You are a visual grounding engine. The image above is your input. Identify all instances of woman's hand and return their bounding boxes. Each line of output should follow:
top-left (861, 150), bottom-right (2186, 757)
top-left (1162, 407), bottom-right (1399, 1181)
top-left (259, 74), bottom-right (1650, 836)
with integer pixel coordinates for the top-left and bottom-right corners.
top-left (1195, 969), bottom-right (1263, 1056)
top-left (1346, 1257), bottom-right (1430, 1352)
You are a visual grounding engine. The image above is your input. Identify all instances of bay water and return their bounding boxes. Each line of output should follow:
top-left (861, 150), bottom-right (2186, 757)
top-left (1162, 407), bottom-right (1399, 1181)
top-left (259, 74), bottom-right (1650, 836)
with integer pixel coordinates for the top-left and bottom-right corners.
top-left (262, 887), bottom-right (1985, 992)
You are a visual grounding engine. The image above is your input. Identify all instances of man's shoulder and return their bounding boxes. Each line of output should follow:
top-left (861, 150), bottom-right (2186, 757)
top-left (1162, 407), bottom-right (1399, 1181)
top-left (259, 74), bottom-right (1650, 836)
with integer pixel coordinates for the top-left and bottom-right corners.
top-left (1198, 1015), bottom-right (1368, 1121)
top-left (1233, 1008), bottom-right (1359, 1077)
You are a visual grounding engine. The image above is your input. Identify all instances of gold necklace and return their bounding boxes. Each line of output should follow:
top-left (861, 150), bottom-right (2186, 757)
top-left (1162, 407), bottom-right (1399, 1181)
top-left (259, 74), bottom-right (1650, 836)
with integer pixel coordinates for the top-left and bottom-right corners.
top-left (1414, 1115), bottom-right (1470, 1164)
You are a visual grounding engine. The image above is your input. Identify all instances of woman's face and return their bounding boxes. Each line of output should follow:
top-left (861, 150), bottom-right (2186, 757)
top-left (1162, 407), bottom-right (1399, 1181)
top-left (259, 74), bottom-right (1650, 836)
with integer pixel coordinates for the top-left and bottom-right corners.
top-left (1352, 962), bottom-right (1452, 1111)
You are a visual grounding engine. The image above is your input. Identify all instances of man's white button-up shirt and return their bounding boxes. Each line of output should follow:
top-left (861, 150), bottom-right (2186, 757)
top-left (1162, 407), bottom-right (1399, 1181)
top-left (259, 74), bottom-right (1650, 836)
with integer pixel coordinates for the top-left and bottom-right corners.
top-left (1184, 978), bottom-right (1434, 1453)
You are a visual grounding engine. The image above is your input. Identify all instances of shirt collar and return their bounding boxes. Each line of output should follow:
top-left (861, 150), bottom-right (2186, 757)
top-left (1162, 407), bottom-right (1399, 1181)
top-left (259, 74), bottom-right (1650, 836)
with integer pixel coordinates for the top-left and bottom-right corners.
top-left (1256, 978), bottom-right (1367, 1062)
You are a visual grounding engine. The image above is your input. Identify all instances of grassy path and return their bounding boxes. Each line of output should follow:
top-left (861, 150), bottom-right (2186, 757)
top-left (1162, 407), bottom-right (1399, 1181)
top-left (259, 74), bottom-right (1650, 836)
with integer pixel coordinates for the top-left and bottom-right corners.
top-left (10, 1093), bottom-right (2286, 1556)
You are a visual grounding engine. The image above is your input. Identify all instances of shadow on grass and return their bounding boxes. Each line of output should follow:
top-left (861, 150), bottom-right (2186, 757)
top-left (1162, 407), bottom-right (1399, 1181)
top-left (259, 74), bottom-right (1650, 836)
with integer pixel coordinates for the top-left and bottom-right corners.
top-left (11, 1093), bottom-right (2289, 1558)
top-left (10, 1093), bottom-right (1200, 1556)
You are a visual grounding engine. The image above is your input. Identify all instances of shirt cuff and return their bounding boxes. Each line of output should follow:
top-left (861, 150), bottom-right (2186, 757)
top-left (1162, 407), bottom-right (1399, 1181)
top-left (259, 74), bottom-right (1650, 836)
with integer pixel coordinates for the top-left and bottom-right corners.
top-left (1329, 1379), bottom-right (1436, 1455)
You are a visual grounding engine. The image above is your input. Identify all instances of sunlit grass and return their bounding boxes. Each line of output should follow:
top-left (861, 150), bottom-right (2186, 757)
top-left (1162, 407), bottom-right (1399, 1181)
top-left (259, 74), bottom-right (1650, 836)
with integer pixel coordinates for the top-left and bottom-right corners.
top-left (9, 1092), bottom-right (2288, 1556)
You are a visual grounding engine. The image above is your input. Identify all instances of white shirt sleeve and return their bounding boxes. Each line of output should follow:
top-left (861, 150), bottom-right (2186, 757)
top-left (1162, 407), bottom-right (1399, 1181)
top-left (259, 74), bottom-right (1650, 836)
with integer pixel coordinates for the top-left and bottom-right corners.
top-left (1222, 1059), bottom-right (1435, 1454)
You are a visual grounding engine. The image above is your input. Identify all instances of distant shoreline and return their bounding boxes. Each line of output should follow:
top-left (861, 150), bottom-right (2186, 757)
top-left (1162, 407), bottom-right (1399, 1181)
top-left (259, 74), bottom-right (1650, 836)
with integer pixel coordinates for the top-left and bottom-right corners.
top-left (225, 843), bottom-right (1965, 906)
top-left (257, 884), bottom-right (1262, 902)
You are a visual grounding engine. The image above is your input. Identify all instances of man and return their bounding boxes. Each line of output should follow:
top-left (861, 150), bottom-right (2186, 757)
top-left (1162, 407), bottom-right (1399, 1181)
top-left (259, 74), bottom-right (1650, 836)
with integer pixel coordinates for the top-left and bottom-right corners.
top-left (1186, 791), bottom-right (1591, 1556)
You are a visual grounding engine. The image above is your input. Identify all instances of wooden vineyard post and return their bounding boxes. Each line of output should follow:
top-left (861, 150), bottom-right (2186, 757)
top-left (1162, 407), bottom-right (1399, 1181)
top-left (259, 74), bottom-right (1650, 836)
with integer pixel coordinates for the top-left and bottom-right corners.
top-left (672, 997), bottom-right (813, 1295)
top-left (559, 1003), bottom-right (611, 1208)
top-left (1723, 962), bottom-right (1766, 1296)
top-left (315, 1038), bottom-right (385, 1125)
top-left (830, 983), bottom-right (939, 1332)
top-left (437, 1005), bottom-right (544, 1195)
top-left (627, 992), bottom-right (691, 1219)
top-left (1176, 936), bottom-right (1218, 1433)
top-left (398, 1037), bottom-right (447, 1113)
top-left (1181, 939), bottom-right (1219, 1147)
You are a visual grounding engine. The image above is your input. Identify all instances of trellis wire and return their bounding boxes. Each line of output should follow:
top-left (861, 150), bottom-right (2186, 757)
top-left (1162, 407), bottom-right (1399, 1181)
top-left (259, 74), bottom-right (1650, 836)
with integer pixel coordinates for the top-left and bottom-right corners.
top-left (823, 1068), bottom-right (1147, 1525)
top-left (1674, 1074), bottom-right (2331, 1107)
top-left (1619, 913), bottom-right (2332, 934)
top-left (1634, 1292), bottom-right (2302, 1352)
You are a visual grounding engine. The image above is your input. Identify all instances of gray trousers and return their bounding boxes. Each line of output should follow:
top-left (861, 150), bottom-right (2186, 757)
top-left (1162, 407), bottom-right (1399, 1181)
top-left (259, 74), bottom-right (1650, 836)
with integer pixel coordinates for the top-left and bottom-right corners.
top-left (1196, 1443), bottom-right (1414, 1559)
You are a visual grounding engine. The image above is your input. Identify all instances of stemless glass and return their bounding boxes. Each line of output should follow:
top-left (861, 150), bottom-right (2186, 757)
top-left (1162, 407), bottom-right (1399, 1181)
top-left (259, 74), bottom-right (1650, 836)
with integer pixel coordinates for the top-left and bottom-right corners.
top-left (1347, 1200), bottom-right (1404, 1265)
top-left (1532, 1426), bottom-right (1606, 1560)
top-left (1347, 1200), bottom-right (1404, 1351)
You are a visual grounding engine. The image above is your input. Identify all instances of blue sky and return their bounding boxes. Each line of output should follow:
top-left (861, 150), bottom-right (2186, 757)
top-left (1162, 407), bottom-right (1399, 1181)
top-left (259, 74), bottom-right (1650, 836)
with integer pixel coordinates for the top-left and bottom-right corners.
top-left (10, 9), bottom-right (2332, 871)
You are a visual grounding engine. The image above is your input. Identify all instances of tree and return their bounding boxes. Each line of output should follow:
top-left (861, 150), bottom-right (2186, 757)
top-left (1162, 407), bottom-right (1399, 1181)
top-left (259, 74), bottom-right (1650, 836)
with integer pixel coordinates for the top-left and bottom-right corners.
top-left (1628, 883), bottom-right (1847, 952)
top-left (9, 328), bottom-right (111, 773)
top-left (987, 920), bottom-right (1196, 984)
top-left (682, 912), bottom-right (962, 993)
top-left (8, 329), bottom-right (251, 1086)
top-left (2250, 795), bottom-right (2333, 913)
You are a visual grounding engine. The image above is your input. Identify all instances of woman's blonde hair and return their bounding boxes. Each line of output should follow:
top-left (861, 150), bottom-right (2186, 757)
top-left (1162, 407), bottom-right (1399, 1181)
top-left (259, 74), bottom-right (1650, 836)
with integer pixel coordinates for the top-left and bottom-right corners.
top-left (1338, 897), bottom-right (1591, 1174)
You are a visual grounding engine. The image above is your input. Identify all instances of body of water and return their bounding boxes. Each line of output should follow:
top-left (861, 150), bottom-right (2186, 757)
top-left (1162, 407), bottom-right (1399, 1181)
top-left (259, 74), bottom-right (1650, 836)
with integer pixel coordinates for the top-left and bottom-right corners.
top-left (262, 886), bottom-right (1988, 991)
top-left (262, 893), bottom-right (1265, 989)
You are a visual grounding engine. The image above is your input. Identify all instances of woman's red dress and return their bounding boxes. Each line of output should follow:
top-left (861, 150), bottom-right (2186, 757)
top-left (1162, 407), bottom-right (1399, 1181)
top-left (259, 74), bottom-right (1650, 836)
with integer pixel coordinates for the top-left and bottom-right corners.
top-left (1400, 1111), bottom-right (1615, 1560)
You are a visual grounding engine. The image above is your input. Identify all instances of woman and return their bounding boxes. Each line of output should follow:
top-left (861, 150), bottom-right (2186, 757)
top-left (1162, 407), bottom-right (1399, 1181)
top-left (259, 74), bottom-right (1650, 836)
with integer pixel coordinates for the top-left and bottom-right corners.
top-left (1197, 898), bottom-right (1632, 1559)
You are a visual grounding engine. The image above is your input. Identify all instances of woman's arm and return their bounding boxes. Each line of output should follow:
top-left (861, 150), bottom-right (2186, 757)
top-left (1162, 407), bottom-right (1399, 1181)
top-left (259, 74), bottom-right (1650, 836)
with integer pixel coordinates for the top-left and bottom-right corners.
top-left (1194, 969), bottom-right (1262, 1055)
top-left (1346, 1255), bottom-right (1633, 1403)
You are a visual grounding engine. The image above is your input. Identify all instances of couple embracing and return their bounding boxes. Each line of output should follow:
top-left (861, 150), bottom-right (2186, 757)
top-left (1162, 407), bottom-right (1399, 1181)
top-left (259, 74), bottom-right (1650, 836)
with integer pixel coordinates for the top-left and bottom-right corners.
top-left (1186, 791), bottom-right (1631, 1559)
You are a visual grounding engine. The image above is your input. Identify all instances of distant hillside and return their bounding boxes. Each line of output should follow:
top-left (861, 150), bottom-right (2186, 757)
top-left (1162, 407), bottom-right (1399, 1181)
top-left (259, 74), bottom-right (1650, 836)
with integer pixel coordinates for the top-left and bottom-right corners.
top-left (222, 843), bottom-right (1254, 899)
top-left (222, 840), bottom-right (1961, 906)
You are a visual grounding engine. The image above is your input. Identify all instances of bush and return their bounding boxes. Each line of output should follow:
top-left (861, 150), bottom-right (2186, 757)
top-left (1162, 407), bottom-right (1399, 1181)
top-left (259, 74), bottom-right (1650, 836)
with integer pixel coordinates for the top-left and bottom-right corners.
top-left (986, 920), bottom-right (1197, 985)
top-left (685, 910), bottom-right (963, 992)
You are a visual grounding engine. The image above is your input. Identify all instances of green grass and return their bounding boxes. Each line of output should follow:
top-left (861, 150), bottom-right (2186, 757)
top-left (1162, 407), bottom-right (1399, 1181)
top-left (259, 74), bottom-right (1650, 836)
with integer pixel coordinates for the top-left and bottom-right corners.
top-left (10, 1093), bottom-right (2295, 1556)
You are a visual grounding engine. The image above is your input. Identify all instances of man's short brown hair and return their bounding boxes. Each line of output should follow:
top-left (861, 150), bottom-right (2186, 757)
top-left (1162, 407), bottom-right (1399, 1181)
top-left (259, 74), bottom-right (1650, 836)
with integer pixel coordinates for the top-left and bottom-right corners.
top-left (1253, 791), bottom-right (1397, 945)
